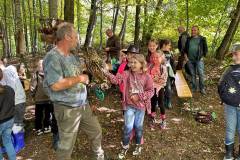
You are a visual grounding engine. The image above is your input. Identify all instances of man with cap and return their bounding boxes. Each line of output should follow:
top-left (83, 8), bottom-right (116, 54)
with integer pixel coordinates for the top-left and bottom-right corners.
top-left (218, 46), bottom-right (240, 160)
top-left (105, 29), bottom-right (121, 63)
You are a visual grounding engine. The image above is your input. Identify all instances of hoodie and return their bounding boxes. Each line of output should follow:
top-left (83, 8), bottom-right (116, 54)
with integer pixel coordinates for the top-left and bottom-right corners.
top-left (0, 65), bottom-right (26, 105)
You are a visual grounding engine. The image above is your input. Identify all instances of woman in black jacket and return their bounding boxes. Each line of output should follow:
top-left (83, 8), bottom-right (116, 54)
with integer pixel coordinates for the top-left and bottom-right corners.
top-left (0, 69), bottom-right (16, 160)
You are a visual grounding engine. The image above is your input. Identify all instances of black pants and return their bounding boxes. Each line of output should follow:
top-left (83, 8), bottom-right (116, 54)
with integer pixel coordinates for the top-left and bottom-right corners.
top-left (35, 102), bottom-right (53, 130)
top-left (51, 108), bottom-right (58, 135)
top-left (151, 88), bottom-right (165, 115)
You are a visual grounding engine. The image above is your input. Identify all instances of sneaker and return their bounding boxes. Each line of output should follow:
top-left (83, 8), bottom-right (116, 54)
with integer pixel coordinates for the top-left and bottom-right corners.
top-left (160, 120), bottom-right (167, 130)
top-left (132, 144), bottom-right (142, 156)
top-left (43, 127), bottom-right (51, 134)
top-left (118, 144), bottom-right (129, 159)
top-left (148, 116), bottom-right (156, 129)
top-left (36, 129), bottom-right (44, 136)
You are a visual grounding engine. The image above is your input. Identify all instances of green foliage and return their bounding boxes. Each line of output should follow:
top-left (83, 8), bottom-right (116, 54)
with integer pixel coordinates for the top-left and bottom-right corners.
top-left (0, 0), bottom-right (239, 57)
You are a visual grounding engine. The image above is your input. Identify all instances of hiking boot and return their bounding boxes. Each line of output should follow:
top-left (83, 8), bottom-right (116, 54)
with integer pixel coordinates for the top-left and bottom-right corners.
top-left (43, 127), bottom-right (51, 134)
top-left (160, 120), bottom-right (167, 130)
top-left (36, 129), bottom-right (44, 136)
top-left (223, 143), bottom-right (234, 160)
top-left (200, 89), bottom-right (206, 95)
top-left (132, 144), bottom-right (142, 156)
top-left (118, 144), bottom-right (129, 159)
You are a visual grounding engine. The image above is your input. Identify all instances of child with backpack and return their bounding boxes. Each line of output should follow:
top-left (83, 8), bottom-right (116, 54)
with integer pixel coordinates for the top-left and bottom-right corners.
top-left (159, 39), bottom-right (175, 109)
top-left (218, 47), bottom-right (240, 160)
top-left (31, 60), bottom-right (53, 135)
top-left (103, 53), bottom-right (153, 159)
top-left (148, 52), bottom-right (168, 129)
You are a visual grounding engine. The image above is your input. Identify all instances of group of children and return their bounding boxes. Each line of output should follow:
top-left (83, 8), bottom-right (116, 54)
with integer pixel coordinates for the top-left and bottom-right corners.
top-left (103, 39), bottom-right (176, 159)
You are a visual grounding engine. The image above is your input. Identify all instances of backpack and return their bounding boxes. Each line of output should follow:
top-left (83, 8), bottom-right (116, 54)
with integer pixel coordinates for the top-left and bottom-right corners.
top-left (218, 65), bottom-right (240, 107)
top-left (195, 111), bottom-right (216, 124)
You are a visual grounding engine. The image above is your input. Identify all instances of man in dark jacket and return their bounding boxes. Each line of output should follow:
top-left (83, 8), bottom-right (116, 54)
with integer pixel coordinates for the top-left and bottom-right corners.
top-left (0, 68), bottom-right (16, 160)
top-left (184, 26), bottom-right (208, 94)
top-left (105, 29), bottom-right (121, 63)
top-left (176, 26), bottom-right (189, 70)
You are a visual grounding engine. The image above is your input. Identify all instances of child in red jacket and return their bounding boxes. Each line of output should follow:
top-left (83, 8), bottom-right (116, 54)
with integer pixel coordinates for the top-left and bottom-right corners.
top-left (148, 52), bottom-right (168, 129)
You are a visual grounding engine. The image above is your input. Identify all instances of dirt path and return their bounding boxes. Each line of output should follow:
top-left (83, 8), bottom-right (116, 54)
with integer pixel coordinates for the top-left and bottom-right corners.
top-left (17, 59), bottom-right (226, 160)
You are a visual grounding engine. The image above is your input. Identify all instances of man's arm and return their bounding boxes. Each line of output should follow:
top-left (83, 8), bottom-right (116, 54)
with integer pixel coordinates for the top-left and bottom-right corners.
top-left (51, 74), bottom-right (88, 91)
top-left (202, 37), bottom-right (208, 57)
top-left (181, 35), bottom-right (188, 52)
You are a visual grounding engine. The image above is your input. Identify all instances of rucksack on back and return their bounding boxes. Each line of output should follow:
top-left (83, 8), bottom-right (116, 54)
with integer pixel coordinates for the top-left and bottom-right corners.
top-left (218, 65), bottom-right (240, 107)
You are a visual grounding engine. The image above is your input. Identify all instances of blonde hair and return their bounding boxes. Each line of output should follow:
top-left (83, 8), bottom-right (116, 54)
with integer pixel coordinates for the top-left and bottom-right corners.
top-left (131, 54), bottom-right (148, 73)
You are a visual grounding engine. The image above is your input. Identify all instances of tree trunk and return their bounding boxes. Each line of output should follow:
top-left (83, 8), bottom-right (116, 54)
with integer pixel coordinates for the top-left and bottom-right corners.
top-left (38, 0), bottom-right (43, 18)
top-left (27, 0), bottom-right (33, 53)
top-left (8, 24), bottom-right (12, 57)
top-left (60, 0), bottom-right (63, 19)
top-left (112, 0), bottom-right (120, 34)
top-left (84, 0), bottom-right (97, 48)
top-left (111, 0), bottom-right (116, 29)
top-left (3, 0), bottom-right (10, 57)
top-left (186, 0), bottom-right (189, 33)
top-left (32, 0), bottom-right (37, 55)
top-left (211, 0), bottom-right (230, 53)
top-left (49, 0), bottom-right (58, 19)
top-left (0, 22), bottom-right (8, 58)
top-left (119, 0), bottom-right (129, 46)
top-left (11, 0), bottom-right (16, 56)
top-left (142, 0), bottom-right (148, 45)
top-left (215, 0), bottom-right (240, 60)
top-left (14, 0), bottom-right (26, 55)
top-left (143, 0), bottom-right (163, 44)
top-left (134, 0), bottom-right (141, 45)
top-left (99, 0), bottom-right (103, 50)
top-left (77, 0), bottom-right (81, 33)
top-left (22, 0), bottom-right (29, 53)
top-left (64, 0), bottom-right (74, 24)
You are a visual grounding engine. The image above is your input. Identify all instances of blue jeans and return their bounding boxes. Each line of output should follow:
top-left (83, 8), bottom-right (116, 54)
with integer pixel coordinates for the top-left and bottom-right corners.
top-left (189, 60), bottom-right (205, 91)
top-left (224, 104), bottom-right (240, 145)
top-left (123, 106), bottom-right (145, 145)
top-left (0, 118), bottom-right (16, 160)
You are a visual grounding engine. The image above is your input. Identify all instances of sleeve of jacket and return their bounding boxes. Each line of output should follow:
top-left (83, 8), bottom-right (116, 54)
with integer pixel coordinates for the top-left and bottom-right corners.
top-left (106, 71), bottom-right (127, 85)
top-left (184, 38), bottom-right (189, 55)
top-left (202, 37), bottom-right (208, 57)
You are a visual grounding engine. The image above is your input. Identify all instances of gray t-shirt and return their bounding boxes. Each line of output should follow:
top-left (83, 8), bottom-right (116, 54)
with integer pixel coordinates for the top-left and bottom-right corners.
top-left (43, 48), bottom-right (87, 107)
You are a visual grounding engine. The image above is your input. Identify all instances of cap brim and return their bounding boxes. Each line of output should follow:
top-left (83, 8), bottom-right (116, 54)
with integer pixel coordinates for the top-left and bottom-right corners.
top-left (123, 51), bottom-right (140, 54)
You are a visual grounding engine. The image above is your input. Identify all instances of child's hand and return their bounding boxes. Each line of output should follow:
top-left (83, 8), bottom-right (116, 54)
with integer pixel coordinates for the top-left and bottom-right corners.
top-left (130, 94), bottom-right (140, 103)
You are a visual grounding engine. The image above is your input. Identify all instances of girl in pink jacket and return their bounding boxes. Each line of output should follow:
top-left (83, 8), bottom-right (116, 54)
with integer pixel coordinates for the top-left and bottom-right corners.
top-left (104, 53), bottom-right (153, 159)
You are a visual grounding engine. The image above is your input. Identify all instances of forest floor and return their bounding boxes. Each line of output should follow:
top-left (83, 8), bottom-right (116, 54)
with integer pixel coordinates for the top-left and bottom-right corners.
top-left (16, 59), bottom-right (229, 160)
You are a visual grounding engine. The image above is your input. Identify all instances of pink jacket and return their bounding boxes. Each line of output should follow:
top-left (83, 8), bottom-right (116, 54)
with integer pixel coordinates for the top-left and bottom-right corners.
top-left (117, 61), bottom-right (128, 93)
top-left (106, 71), bottom-right (154, 114)
top-left (148, 64), bottom-right (168, 93)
